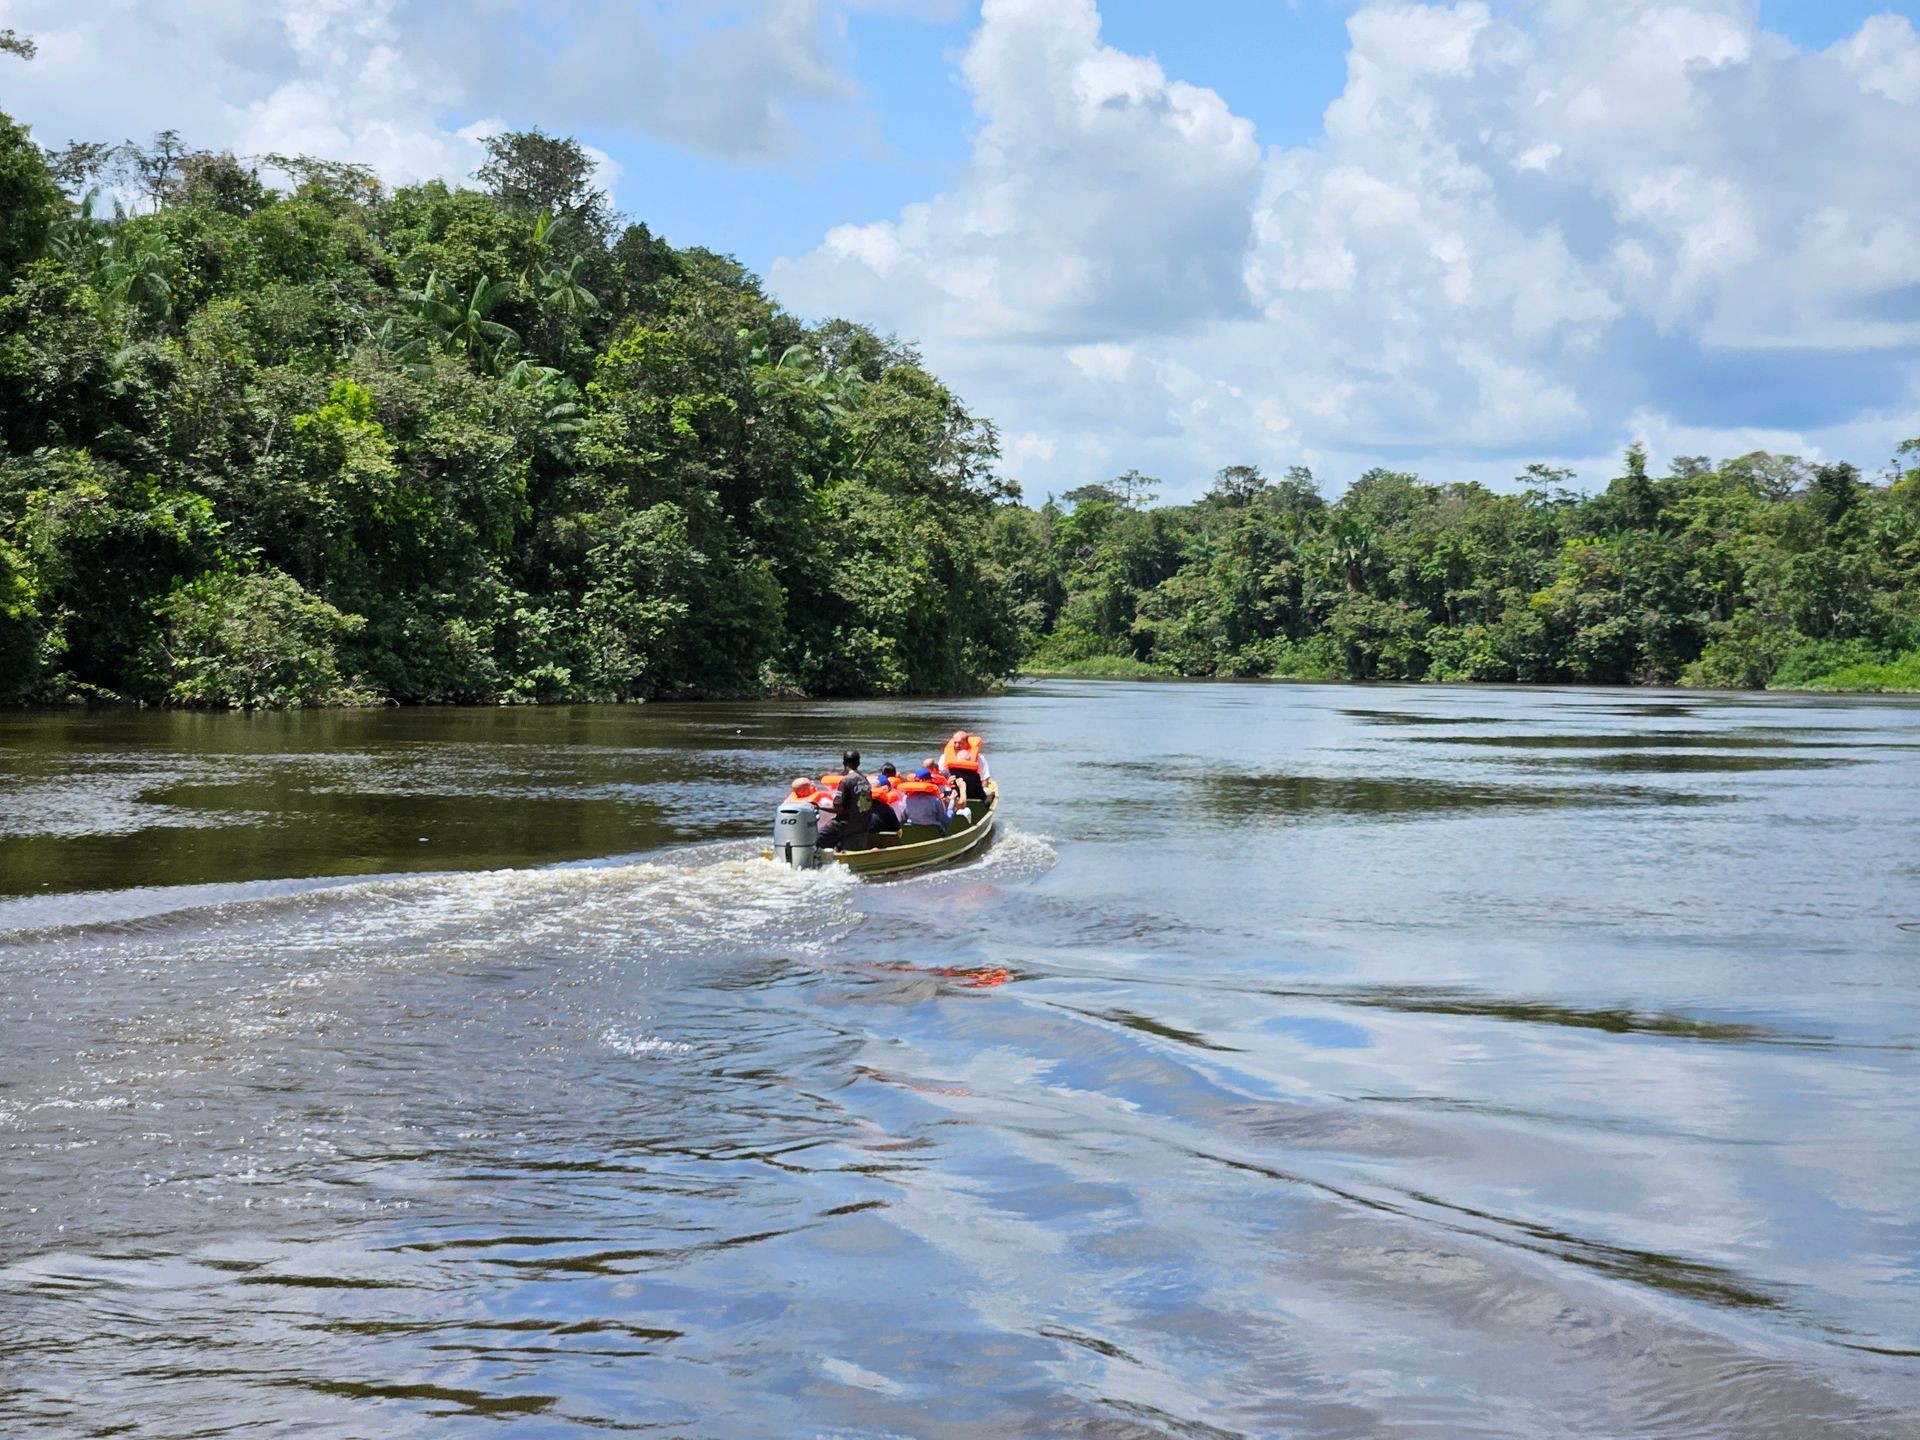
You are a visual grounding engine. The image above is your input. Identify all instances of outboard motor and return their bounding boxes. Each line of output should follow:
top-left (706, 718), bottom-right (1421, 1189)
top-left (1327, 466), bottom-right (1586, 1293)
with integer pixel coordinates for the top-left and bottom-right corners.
top-left (773, 798), bottom-right (821, 870)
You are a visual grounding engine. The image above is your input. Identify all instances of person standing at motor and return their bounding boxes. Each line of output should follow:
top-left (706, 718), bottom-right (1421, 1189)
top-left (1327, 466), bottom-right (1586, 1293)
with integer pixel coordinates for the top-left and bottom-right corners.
top-left (816, 749), bottom-right (873, 848)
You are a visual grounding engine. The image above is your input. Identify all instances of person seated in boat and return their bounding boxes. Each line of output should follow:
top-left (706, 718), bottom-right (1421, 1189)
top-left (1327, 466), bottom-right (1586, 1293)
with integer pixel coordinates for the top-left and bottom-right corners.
top-left (941, 730), bottom-right (990, 804)
top-left (910, 768), bottom-right (960, 821)
top-left (861, 762), bottom-right (904, 833)
top-left (816, 749), bottom-right (874, 849)
top-left (919, 756), bottom-right (968, 818)
top-left (788, 777), bottom-right (831, 809)
top-left (898, 768), bottom-right (954, 833)
top-left (868, 770), bottom-right (904, 833)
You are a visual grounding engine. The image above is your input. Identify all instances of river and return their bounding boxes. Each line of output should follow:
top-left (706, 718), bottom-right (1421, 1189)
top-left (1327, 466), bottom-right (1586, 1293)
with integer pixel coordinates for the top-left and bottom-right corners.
top-left (2, 681), bottom-right (1917, 1437)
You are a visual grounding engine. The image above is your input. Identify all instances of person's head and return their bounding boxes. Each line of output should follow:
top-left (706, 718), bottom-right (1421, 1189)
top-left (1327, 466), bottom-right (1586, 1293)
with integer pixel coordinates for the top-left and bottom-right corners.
top-left (880, 762), bottom-right (898, 779)
top-left (790, 777), bottom-right (817, 799)
top-left (950, 729), bottom-right (968, 745)
top-left (843, 749), bottom-right (861, 771)
top-left (915, 767), bottom-right (934, 781)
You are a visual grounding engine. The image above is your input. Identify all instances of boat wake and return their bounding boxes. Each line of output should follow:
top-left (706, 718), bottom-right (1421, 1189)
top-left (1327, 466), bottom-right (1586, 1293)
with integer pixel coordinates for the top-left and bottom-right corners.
top-left (0, 847), bottom-right (864, 962)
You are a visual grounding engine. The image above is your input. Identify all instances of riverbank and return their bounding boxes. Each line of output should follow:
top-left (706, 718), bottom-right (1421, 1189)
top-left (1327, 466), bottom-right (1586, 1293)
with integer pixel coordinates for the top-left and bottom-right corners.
top-left (1019, 648), bottom-right (1920, 694)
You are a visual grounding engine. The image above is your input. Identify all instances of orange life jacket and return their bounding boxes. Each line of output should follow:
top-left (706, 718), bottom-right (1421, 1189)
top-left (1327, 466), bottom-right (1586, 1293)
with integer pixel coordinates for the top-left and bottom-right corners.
top-left (898, 778), bottom-right (943, 798)
top-left (942, 739), bottom-right (982, 773)
top-left (794, 774), bottom-right (837, 807)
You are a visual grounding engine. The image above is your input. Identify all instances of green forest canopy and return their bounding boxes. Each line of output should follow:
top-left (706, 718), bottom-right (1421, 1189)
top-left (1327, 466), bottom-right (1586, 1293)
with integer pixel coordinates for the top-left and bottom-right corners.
top-left (0, 96), bottom-right (1916, 704)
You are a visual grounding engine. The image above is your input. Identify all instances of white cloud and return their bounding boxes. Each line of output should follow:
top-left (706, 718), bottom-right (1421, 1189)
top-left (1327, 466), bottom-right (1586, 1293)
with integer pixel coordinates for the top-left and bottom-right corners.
top-left (9, 0), bottom-right (1916, 499)
top-left (1005, 431), bottom-right (1056, 466)
top-left (775, 0), bottom-right (1260, 344)
top-left (1066, 343), bottom-right (1135, 383)
top-left (0, 0), bottom-right (894, 196)
top-left (774, 0), bottom-right (1920, 498)
top-left (1831, 13), bottom-right (1920, 105)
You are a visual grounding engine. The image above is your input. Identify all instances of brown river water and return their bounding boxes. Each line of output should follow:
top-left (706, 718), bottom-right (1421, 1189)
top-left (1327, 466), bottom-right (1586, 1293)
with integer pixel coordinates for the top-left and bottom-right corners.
top-left (1, 680), bottom-right (1917, 1437)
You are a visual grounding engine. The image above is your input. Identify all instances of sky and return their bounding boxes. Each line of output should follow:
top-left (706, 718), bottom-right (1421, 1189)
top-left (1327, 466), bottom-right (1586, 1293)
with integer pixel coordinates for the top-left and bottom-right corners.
top-left (3, 0), bottom-right (1919, 501)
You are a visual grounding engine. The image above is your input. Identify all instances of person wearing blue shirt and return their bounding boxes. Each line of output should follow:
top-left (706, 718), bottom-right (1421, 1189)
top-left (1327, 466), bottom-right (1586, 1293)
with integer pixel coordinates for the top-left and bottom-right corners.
top-left (899, 768), bottom-right (954, 832)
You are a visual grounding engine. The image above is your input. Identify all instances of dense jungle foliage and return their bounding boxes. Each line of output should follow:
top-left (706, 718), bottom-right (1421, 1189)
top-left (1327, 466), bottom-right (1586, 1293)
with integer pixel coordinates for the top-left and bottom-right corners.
top-left (997, 450), bottom-right (1920, 691)
top-left (0, 109), bottom-right (1022, 705)
top-left (1, 83), bottom-right (1915, 704)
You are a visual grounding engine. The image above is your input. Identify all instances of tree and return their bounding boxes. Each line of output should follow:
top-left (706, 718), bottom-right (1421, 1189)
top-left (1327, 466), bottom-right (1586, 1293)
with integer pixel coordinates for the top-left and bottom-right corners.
top-left (408, 272), bottom-right (521, 369)
top-left (1324, 515), bottom-right (1375, 595)
top-left (1206, 464), bottom-right (1266, 506)
top-left (1268, 466), bottom-right (1325, 519)
top-left (1891, 439), bottom-right (1919, 478)
top-left (1722, 450), bottom-right (1809, 502)
top-left (475, 129), bottom-right (612, 238)
top-left (114, 130), bottom-right (191, 211)
top-left (159, 570), bottom-right (367, 706)
top-left (536, 253), bottom-right (600, 328)
top-left (42, 140), bottom-right (115, 192)
top-left (262, 152), bottom-right (382, 205)
top-left (0, 109), bottom-right (60, 277)
top-left (1598, 442), bottom-right (1659, 531)
top-left (104, 230), bottom-right (178, 329)
top-left (1807, 462), bottom-right (1863, 528)
top-left (1114, 468), bottom-right (1159, 507)
top-left (0, 28), bottom-right (33, 59)
top-left (167, 150), bottom-right (267, 214)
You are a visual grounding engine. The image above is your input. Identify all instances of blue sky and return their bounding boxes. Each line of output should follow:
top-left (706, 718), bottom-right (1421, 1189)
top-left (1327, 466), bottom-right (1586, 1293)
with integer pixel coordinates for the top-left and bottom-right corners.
top-left (556, 1), bottom-right (1919, 272)
top-left (5, 0), bottom-right (1919, 498)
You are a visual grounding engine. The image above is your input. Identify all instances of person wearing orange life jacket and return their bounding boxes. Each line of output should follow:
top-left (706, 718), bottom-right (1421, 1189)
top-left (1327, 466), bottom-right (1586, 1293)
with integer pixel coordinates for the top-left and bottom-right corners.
top-left (921, 755), bottom-right (953, 792)
top-left (919, 756), bottom-right (968, 817)
top-left (898, 767), bottom-right (954, 832)
top-left (866, 762), bottom-right (904, 833)
top-left (941, 730), bottom-right (990, 804)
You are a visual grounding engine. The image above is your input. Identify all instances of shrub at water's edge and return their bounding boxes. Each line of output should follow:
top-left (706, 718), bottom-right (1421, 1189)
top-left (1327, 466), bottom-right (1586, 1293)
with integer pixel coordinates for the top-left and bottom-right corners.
top-left (1772, 648), bottom-right (1920, 693)
top-left (1021, 655), bottom-right (1171, 679)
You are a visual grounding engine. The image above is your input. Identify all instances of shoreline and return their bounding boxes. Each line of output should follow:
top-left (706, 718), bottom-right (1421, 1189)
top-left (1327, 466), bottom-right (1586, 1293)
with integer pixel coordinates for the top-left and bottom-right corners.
top-left (1016, 666), bottom-right (1920, 696)
top-left (5, 672), bottom-right (1917, 713)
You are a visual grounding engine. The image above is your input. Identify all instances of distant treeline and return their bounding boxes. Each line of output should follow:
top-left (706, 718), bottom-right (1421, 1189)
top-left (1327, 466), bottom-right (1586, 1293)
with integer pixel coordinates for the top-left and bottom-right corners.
top-left (1, 94), bottom-right (1915, 706)
top-left (995, 450), bottom-right (1920, 692)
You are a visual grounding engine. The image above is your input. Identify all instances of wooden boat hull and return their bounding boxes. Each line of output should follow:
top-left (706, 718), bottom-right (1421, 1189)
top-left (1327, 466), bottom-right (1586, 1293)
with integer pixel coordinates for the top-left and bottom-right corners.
top-left (836, 781), bottom-right (997, 876)
top-left (764, 780), bottom-right (997, 877)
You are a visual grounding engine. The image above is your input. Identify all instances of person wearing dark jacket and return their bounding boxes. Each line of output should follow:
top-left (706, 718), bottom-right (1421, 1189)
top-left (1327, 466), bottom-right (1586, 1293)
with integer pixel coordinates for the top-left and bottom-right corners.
top-left (817, 750), bottom-right (873, 848)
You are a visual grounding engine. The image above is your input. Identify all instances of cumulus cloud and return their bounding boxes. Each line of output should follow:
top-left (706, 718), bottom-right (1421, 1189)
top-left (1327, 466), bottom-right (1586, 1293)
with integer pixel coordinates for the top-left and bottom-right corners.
top-left (780, 0), bottom-right (1260, 343)
top-left (0, 0), bottom-right (892, 193)
top-left (775, 0), bottom-right (1920, 497)
top-left (480, 0), bottom-right (864, 163)
top-left (1831, 12), bottom-right (1920, 105)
